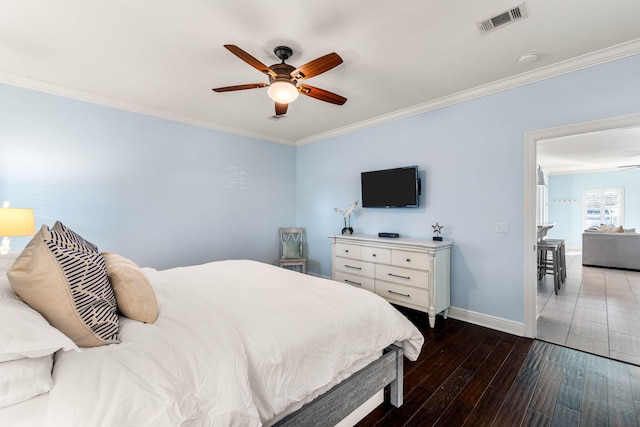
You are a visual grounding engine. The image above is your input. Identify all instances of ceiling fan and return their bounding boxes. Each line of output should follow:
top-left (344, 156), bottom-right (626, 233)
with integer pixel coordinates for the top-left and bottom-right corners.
top-left (618, 164), bottom-right (640, 170)
top-left (212, 45), bottom-right (347, 116)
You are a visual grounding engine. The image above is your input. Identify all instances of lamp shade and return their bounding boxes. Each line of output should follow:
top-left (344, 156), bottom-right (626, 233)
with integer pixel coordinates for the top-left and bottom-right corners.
top-left (0, 208), bottom-right (36, 236)
top-left (267, 81), bottom-right (299, 104)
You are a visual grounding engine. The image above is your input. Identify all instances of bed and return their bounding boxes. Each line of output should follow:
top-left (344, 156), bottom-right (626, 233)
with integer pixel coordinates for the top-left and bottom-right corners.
top-left (1, 236), bottom-right (423, 426)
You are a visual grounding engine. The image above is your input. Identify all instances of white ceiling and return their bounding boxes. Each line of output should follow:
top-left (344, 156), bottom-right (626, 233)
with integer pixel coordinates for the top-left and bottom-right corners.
top-left (1, 0), bottom-right (640, 146)
top-left (537, 126), bottom-right (640, 175)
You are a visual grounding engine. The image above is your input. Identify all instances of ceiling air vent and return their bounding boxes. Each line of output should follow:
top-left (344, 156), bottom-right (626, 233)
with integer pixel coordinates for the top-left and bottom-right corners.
top-left (476, 3), bottom-right (528, 35)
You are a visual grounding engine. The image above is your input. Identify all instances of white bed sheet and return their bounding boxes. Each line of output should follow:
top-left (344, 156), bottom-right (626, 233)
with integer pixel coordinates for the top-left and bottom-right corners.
top-left (0, 393), bottom-right (48, 427)
top-left (4, 260), bottom-right (423, 426)
top-left (141, 260), bottom-right (423, 424)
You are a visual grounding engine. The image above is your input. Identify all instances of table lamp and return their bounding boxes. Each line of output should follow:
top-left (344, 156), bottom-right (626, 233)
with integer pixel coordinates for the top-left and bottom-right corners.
top-left (0, 206), bottom-right (36, 254)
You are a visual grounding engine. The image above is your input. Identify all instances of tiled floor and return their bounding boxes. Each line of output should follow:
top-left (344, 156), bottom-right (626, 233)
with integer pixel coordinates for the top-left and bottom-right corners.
top-left (537, 249), bottom-right (640, 365)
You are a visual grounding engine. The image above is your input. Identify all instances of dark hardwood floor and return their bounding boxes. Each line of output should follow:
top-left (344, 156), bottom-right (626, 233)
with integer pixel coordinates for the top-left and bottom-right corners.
top-left (357, 307), bottom-right (640, 427)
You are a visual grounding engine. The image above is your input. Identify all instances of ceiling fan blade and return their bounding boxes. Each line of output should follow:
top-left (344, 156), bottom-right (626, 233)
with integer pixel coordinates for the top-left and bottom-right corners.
top-left (212, 83), bottom-right (268, 92)
top-left (617, 165), bottom-right (640, 170)
top-left (275, 102), bottom-right (288, 116)
top-left (298, 84), bottom-right (347, 105)
top-left (224, 45), bottom-right (277, 79)
top-left (290, 52), bottom-right (343, 80)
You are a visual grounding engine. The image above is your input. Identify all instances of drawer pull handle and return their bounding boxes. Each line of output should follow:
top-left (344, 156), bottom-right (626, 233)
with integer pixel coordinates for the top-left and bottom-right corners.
top-left (344, 249), bottom-right (349, 253)
top-left (406, 258), bottom-right (411, 262)
top-left (388, 273), bottom-right (411, 280)
top-left (373, 254), bottom-right (377, 257)
top-left (345, 265), bottom-right (362, 270)
top-left (388, 290), bottom-right (410, 298)
top-left (344, 279), bottom-right (361, 286)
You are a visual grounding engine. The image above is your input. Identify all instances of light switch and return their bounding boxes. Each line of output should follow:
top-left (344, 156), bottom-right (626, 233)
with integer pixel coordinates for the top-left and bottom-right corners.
top-left (495, 222), bottom-right (508, 234)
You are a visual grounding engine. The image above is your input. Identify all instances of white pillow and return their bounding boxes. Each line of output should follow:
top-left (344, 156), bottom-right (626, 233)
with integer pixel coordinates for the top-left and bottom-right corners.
top-left (0, 277), bottom-right (79, 362)
top-left (0, 356), bottom-right (53, 408)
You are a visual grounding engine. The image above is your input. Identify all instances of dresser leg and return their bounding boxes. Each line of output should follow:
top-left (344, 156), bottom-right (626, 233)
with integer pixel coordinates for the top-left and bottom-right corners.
top-left (428, 315), bottom-right (435, 328)
top-left (443, 308), bottom-right (448, 319)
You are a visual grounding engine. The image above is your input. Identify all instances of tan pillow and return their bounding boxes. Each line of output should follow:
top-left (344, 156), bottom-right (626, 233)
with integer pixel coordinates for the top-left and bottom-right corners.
top-left (103, 253), bottom-right (158, 324)
top-left (7, 225), bottom-right (119, 348)
top-left (601, 225), bottom-right (624, 233)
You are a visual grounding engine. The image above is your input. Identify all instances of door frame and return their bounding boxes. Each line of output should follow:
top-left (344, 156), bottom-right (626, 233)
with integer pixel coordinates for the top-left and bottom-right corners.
top-left (522, 112), bottom-right (640, 338)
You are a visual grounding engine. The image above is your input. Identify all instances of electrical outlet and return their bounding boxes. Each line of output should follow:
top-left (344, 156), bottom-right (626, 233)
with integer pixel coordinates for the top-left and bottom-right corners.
top-left (495, 222), bottom-right (508, 234)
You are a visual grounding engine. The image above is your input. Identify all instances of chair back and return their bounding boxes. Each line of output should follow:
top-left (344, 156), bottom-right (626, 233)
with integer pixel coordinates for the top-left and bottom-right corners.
top-left (279, 228), bottom-right (304, 258)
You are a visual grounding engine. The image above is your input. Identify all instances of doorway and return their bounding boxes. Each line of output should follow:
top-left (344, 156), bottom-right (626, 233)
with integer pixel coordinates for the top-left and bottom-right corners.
top-left (523, 112), bottom-right (640, 341)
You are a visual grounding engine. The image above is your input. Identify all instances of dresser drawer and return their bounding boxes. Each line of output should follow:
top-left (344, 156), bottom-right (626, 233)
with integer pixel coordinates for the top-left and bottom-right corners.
top-left (361, 246), bottom-right (391, 264)
top-left (376, 264), bottom-right (428, 289)
top-left (335, 271), bottom-right (375, 293)
top-left (376, 280), bottom-right (429, 309)
top-left (335, 243), bottom-right (361, 259)
top-left (335, 257), bottom-right (375, 278)
top-left (391, 249), bottom-right (430, 269)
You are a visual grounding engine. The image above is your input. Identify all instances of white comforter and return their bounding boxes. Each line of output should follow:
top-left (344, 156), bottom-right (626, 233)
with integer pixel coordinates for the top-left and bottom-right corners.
top-left (44, 260), bottom-right (424, 426)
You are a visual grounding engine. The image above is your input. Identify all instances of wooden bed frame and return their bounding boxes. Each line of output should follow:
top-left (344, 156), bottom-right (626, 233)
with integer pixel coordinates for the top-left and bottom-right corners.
top-left (274, 345), bottom-right (404, 426)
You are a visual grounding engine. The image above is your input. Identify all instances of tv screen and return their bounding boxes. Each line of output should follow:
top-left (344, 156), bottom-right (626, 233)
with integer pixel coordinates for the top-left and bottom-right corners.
top-left (361, 166), bottom-right (420, 208)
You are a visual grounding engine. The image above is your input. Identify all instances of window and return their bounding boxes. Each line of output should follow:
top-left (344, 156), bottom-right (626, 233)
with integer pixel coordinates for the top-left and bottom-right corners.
top-left (583, 188), bottom-right (624, 229)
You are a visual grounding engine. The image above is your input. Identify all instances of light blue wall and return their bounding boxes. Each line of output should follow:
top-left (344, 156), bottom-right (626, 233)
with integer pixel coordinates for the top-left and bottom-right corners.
top-left (3, 53), bottom-right (640, 324)
top-left (547, 168), bottom-right (640, 248)
top-left (297, 53), bottom-right (640, 323)
top-left (0, 83), bottom-right (297, 269)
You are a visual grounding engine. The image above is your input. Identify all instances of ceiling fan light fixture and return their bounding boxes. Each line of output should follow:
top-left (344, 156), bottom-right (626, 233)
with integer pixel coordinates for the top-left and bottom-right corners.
top-left (267, 81), bottom-right (299, 104)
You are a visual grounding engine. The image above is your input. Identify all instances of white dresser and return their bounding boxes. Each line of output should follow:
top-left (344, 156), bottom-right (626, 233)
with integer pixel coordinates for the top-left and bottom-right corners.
top-left (329, 234), bottom-right (452, 328)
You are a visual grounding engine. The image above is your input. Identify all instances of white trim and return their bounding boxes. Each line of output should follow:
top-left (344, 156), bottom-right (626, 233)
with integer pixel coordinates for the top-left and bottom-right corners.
top-left (0, 72), bottom-right (296, 147)
top-left (523, 132), bottom-right (538, 338)
top-left (523, 112), bottom-right (640, 339)
top-left (1, 39), bottom-right (639, 147)
top-left (447, 307), bottom-right (524, 336)
top-left (297, 38), bottom-right (640, 146)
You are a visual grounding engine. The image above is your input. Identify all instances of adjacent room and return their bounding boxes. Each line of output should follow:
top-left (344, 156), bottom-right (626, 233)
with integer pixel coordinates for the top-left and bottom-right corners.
top-left (536, 127), bottom-right (640, 364)
top-left (2, 1), bottom-right (640, 425)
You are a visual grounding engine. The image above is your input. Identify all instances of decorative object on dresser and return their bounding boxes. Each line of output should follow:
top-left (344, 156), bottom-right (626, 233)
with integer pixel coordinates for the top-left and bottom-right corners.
top-left (0, 202), bottom-right (36, 255)
top-left (379, 232), bottom-right (400, 238)
top-left (334, 201), bottom-right (358, 235)
top-left (431, 222), bottom-right (444, 241)
top-left (278, 227), bottom-right (307, 273)
top-left (329, 234), bottom-right (452, 328)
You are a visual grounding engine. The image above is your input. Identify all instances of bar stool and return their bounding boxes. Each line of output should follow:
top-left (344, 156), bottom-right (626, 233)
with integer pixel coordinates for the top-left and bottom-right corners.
top-left (544, 238), bottom-right (566, 284)
top-left (537, 240), bottom-right (563, 295)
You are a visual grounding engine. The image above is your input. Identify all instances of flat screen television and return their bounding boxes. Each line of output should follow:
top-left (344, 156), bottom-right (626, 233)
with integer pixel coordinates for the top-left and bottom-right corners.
top-left (361, 166), bottom-right (420, 208)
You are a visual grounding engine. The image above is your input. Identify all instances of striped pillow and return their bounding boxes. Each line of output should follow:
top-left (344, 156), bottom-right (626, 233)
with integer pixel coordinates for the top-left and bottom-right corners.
top-left (51, 221), bottom-right (99, 253)
top-left (7, 225), bottom-right (119, 347)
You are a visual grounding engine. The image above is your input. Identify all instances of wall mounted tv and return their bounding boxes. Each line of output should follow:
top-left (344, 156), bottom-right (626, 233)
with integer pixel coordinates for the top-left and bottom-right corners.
top-left (361, 165), bottom-right (421, 208)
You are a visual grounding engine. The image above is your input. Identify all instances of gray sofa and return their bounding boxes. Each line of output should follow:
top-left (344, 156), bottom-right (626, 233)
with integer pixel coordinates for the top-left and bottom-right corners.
top-left (582, 231), bottom-right (640, 270)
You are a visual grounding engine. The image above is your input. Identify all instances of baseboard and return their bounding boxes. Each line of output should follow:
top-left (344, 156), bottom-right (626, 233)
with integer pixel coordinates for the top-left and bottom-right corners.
top-left (447, 307), bottom-right (524, 337)
top-left (313, 271), bottom-right (526, 337)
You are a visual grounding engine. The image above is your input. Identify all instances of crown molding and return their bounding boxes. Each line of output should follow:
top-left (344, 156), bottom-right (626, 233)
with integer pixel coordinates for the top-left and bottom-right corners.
top-left (2, 38), bottom-right (639, 148)
top-left (296, 38), bottom-right (640, 146)
top-left (0, 72), bottom-right (296, 146)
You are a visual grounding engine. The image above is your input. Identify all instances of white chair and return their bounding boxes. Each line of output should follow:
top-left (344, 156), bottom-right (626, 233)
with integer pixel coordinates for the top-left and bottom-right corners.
top-left (279, 228), bottom-right (306, 274)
